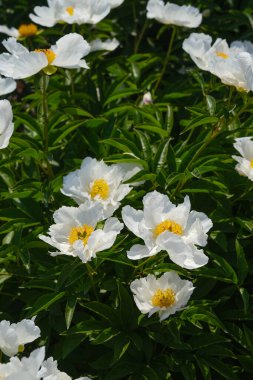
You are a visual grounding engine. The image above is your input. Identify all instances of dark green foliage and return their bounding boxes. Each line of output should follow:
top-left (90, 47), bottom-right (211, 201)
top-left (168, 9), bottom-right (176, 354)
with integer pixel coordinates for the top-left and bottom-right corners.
top-left (1, 0), bottom-right (253, 379)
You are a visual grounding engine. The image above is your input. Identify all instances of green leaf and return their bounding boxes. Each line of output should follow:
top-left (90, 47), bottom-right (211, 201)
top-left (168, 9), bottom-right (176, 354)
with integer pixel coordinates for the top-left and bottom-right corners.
top-left (27, 292), bottom-right (65, 317)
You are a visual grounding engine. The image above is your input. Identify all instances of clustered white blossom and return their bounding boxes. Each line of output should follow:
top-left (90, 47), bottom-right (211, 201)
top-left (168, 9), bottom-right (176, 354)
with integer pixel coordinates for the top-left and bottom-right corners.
top-left (183, 33), bottom-right (253, 92)
top-left (0, 318), bottom-right (91, 379)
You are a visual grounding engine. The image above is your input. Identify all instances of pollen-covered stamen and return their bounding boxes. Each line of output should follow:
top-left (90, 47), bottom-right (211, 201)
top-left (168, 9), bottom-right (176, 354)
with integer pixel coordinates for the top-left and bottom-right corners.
top-left (154, 220), bottom-right (183, 237)
top-left (90, 179), bottom-right (110, 200)
top-left (18, 23), bottom-right (38, 37)
top-left (152, 288), bottom-right (176, 308)
top-left (68, 224), bottom-right (94, 246)
top-left (250, 159), bottom-right (253, 168)
top-left (66, 6), bottom-right (74, 15)
top-left (34, 49), bottom-right (56, 65)
top-left (216, 51), bottom-right (229, 59)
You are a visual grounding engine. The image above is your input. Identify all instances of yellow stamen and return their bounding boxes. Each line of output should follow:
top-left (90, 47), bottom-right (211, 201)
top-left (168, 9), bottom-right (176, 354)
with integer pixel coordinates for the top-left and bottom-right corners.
top-left (216, 51), bottom-right (229, 59)
top-left (90, 179), bottom-right (110, 200)
top-left (66, 6), bottom-right (74, 15)
top-left (154, 220), bottom-right (183, 237)
top-left (250, 159), bottom-right (253, 168)
top-left (152, 288), bottom-right (176, 308)
top-left (18, 344), bottom-right (25, 353)
top-left (34, 49), bottom-right (56, 65)
top-left (68, 224), bottom-right (94, 246)
top-left (18, 23), bottom-right (38, 37)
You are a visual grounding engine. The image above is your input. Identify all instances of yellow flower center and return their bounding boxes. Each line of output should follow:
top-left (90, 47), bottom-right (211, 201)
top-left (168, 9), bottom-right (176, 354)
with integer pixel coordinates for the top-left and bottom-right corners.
top-left (216, 51), bottom-right (229, 59)
top-left (154, 220), bottom-right (183, 237)
top-left (66, 6), bottom-right (74, 15)
top-left (152, 288), bottom-right (176, 308)
top-left (18, 23), bottom-right (38, 37)
top-left (250, 159), bottom-right (253, 168)
top-left (90, 179), bottom-right (110, 200)
top-left (34, 49), bottom-right (56, 65)
top-left (68, 224), bottom-right (94, 246)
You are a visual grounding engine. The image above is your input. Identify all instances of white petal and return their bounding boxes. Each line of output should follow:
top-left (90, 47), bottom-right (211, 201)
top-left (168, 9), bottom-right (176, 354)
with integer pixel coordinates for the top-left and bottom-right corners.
top-left (51, 33), bottom-right (90, 68)
top-left (122, 205), bottom-right (144, 238)
top-left (126, 244), bottom-right (154, 260)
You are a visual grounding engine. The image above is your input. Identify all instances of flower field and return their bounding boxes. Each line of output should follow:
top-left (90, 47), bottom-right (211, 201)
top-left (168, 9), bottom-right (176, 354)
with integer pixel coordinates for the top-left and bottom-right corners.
top-left (0, 0), bottom-right (253, 379)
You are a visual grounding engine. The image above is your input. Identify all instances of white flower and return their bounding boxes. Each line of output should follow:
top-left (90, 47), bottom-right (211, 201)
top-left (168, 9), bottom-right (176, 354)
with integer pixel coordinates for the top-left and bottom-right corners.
top-left (147, 0), bottom-right (202, 28)
top-left (90, 38), bottom-right (119, 53)
top-left (61, 157), bottom-right (142, 218)
top-left (183, 33), bottom-right (253, 91)
top-left (40, 357), bottom-right (91, 380)
top-left (122, 191), bottom-right (212, 269)
top-left (0, 76), bottom-right (16, 96)
top-left (0, 34), bottom-right (90, 80)
top-left (0, 23), bottom-right (38, 39)
top-left (232, 137), bottom-right (253, 180)
top-left (0, 347), bottom-right (45, 379)
top-left (39, 202), bottom-right (123, 263)
top-left (30, 0), bottom-right (111, 27)
top-left (130, 272), bottom-right (194, 321)
top-left (0, 318), bottom-right (40, 357)
top-left (0, 100), bottom-right (14, 150)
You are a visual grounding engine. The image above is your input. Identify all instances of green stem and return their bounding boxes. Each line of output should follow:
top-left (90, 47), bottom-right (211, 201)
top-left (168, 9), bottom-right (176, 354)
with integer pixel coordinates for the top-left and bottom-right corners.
top-left (86, 263), bottom-right (99, 301)
top-left (134, 20), bottom-right (149, 54)
top-left (41, 73), bottom-right (54, 178)
top-left (154, 26), bottom-right (177, 94)
top-left (172, 124), bottom-right (221, 197)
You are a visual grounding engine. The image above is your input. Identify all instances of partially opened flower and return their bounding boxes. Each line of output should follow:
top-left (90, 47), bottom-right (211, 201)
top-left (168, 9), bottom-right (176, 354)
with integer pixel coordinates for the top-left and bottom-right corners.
top-left (147, 0), bottom-right (202, 28)
top-left (0, 318), bottom-right (40, 357)
top-left (30, 0), bottom-right (111, 27)
top-left (61, 157), bottom-right (142, 218)
top-left (232, 137), bottom-right (253, 180)
top-left (90, 38), bottom-right (119, 53)
top-left (0, 23), bottom-right (38, 39)
top-left (130, 272), bottom-right (194, 321)
top-left (122, 191), bottom-right (212, 269)
top-left (0, 34), bottom-right (90, 79)
top-left (39, 202), bottom-right (123, 263)
top-left (0, 100), bottom-right (14, 149)
top-left (0, 347), bottom-right (45, 379)
top-left (183, 33), bottom-right (253, 91)
top-left (0, 76), bottom-right (16, 96)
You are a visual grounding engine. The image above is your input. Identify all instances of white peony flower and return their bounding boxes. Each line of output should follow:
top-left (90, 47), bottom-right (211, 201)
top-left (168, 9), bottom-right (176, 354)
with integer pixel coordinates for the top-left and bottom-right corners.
top-left (0, 34), bottom-right (90, 80)
top-left (0, 76), bottom-right (16, 96)
top-left (232, 137), bottom-right (253, 180)
top-left (90, 38), bottom-right (119, 53)
top-left (130, 272), bottom-right (194, 321)
top-left (122, 191), bottom-right (212, 269)
top-left (0, 347), bottom-right (45, 379)
top-left (61, 157), bottom-right (142, 218)
top-left (0, 317), bottom-right (40, 357)
top-left (0, 100), bottom-right (14, 150)
top-left (183, 33), bottom-right (253, 91)
top-left (0, 23), bottom-right (38, 39)
top-left (39, 202), bottom-right (123, 263)
top-left (147, 0), bottom-right (202, 28)
top-left (30, 0), bottom-right (111, 27)
top-left (40, 357), bottom-right (91, 380)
